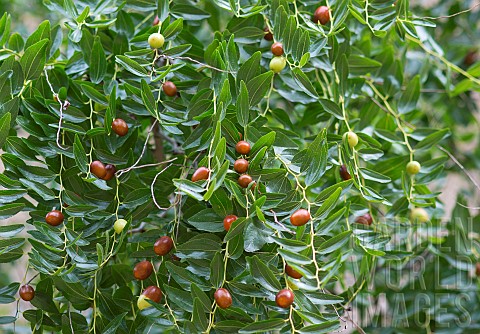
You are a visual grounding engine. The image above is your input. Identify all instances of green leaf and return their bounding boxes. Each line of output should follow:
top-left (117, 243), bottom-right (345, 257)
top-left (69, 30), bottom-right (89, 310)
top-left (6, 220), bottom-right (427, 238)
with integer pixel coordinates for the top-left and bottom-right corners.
top-left (304, 129), bottom-right (327, 186)
top-left (319, 99), bottom-right (344, 119)
top-left (0, 224), bottom-right (24, 238)
top-left (239, 319), bottom-right (286, 333)
top-left (415, 128), bottom-right (450, 150)
top-left (359, 168), bottom-right (391, 183)
top-left (188, 208), bottom-right (224, 232)
top-left (0, 203), bottom-right (24, 220)
top-left (314, 188), bottom-right (341, 219)
top-left (247, 256), bottom-right (281, 292)
top-left (398, 75), bottom-right (420, 114)
top-left (90, 36), bottom-right (106, 84)
top-left (20, 39), bottom-right (49, 80)
top-left (0, 113), bottom-right (10, 150)
top-left (250, 131), bottom-right (275, 157)
top-left (115, 55), bottom-right (148, 77)
top-left (292, 68), bottom-right (318, 98)
top-left (210, 252), bottom-right (224, 288)
top-left (317, 231), bottom-right (352, 254)
top-left (247, 71), bottom-right (274, 106)
top-left (237, 81), bottom-right (249, 126)
top-left (73, 134), bottom-right (88, 173)
top-left (102, 313), bottom-right (128, 334)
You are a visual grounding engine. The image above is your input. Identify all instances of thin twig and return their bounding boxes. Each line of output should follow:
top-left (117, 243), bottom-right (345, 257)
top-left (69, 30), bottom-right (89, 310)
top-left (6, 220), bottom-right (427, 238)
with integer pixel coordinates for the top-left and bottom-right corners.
top-left (418, 2), bottom-right (480, 20)
top-left (151, 163), bottom-right (174, 210)
top-left (128, 222), bottom-right (146, 234)
top-left (44, 68), bottom-right (67, 149)
top-left (437, 146), bottom-right (480, 193)
top-left (116, 119), bottom-right (158, 177)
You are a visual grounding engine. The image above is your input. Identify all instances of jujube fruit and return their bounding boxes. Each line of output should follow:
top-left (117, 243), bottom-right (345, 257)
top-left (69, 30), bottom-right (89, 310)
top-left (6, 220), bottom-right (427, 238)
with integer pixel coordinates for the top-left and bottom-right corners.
top-left (90, 160), bottom-right (107, 179)
top-left (264, 27), bottom-right (273, 41)
top-left (214, 288), bottom-right (232, 309)
top-left (285, 264), bottom-right (303, 279)
top-left (114, 219), bottom-right (127, 234)
top-left (112, 118), bottom-right (128, 136)
top-left (45, 210), bottom-right (64, 226)
top-left (137, 285), bottom-right (162, 310)
top-left (133, 260), bottom-right (154, 280)
top-left (406, 161), bottom-right (421, 175)
top-left (103, 164), bottom-right (116, 181)
top-left (344, 131), bottom-right (358, 148)
top-left (275, 289), bottom-right (294, 308)
top-left (154, 236), bottom-right (174, 256)
top-left (238, 174), bottom-right (253, 188)
top-left (313, 6), bottom-right (330, 25)
top-left (19, 285), bottom-right (35, 301)
top-left (235, 141), bottom-right (251, 155)
top-left (152, 16), bottom-right (160, 26)
top-left (290, 209), bottom-right (310, 226)
top-left (234, 158), bottom-right (249, 174)
top-left (339, 164), bottom-right (351, 180)
top-left (410, 207), bottom-right (429, 223)
top-left (355, 213), bottom-right (373, 226)
top-left (163, 81), bottom-right (177, 97)
top-left (270, 56), bottom-right (286, 73)
top-left (476, 263), bottom-right (480, 277)
top-left (191, 167), bottom-right (210, 182)
top-left (223, 215), bottom-right (238, 231)
top-left (271, 42), bottom-right (284, 56)
top-left (148, 33), bottom-right (165, 49)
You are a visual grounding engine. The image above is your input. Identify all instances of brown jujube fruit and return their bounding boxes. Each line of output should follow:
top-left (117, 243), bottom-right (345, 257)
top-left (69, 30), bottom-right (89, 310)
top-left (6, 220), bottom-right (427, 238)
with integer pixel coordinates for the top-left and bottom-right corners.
top-left (476, 263), bottom-right (480, 277)
top-left (275, 289), bottom-right (294, 308)
top-left (235, 141), bottom-right (251, 155)
top-left (355, 213), bottom-right (373, 226)
top-left (46, 210), bottom-right (64, 226)
top-left (214, 288), bottom-right (232, 309)
top-left (163, 81), bottom-right (177, 97)
top-left (19, 285), bottom-right (35, 301)
top-left (112, 118), bottom-right (128, 136)
top-left (339, 164), bottom-right (351, 180)
top-left (313, 6), bottom-right (330, 25)
top-left (103, 164), bottom-right (116, 181)
top-left (191, 167), bottom-right (210, 182)
top-left (142, 285), bottom-right (162, 303)
top-left (90, 160), bottom-right (107, 179)
top-left (234, 159), bottom-right (249, 174)
top-left (238, 174), bottom-right (253, 188)
top-left (154, 236), bottom-right (174, 256)
top-left (264, 27), bottom-right (273, 41)
top-left (285, 264), bottom-right (303, 279)
top-left (223, 215), bottom-right (238, 231)
top-left (290, 209), bottom-right (310, 226)
top-left (271, 42), bottom-right (284, 56)
top-left (133, 260), bottom-right (154, 280)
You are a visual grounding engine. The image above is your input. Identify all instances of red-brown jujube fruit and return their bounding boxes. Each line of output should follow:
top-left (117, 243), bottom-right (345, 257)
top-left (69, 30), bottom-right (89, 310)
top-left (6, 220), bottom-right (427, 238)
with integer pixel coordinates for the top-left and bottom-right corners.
top-left (46, 210), bottom-right (64, 226)
top-left (133, 260), bottom-right (154, 280)
top-left (154, 236), bottom-right (174, 256)
top-left (290, 209), bottom-right (310, 226)
top-left (214, 288), bottom-right (233, 309)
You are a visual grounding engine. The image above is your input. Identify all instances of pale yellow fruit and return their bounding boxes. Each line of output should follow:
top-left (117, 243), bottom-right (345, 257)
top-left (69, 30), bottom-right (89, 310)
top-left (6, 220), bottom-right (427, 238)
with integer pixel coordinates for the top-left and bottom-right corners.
top-left (406, 161), bottom-right (421, 175)
top-left (344, 131), bottom-right (359, 148)
top-left (137, 294), bottom-right (151, 310)
top-left (269, 56), bottom-right (286, 73)
top-left (410, 207), bottom-right (429, 223)
top-left (148, 33), bottom-right (165, 49)
top-left (113, 219), bottom-right (127, 234)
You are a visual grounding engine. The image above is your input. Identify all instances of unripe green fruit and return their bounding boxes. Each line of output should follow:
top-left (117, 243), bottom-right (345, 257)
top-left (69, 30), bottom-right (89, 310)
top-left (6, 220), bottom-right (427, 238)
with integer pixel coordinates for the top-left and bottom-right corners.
top-left (114, 219), bottom-right (127, 234)
top-left (406, 161), bottom-right (421, 175)
top-left (270, 56), bottom-right (286, 73)
top-left (343, 131), bottom-right (358, 148)
top-left (148, 33), bottom-right (165, 49)
top-left (410, 207), bottom-right (429, 223)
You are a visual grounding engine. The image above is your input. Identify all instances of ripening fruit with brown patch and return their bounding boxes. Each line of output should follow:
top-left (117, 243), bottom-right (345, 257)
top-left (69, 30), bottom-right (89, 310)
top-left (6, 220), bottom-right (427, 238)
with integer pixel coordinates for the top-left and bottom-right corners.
top-left (313, 6), bottom-right (330, 25)
top-left (234, 159), bottom-right (249, 174)
top-left (46, 210), bottom-right (64, 226)
top-left (154, 236), bottom-right (174, 256)
top-left (19, 285), bottom-right (35, 301)
top-left (355, 213), bottom-right (373, 226)
top-left (271, 42), bottom-right (284, 56)
top-left (290, 209), bottom-right (310, 227)
top-left (285, 264), bottom-right (303, 279)
top-left (103, 164), bottom-right (116, 181)
top-left (214, 288), bottom-right (232, 309)
top-left (464, 50), bottom-right (478, 66)
top-left (236, 141), bottom-right (251, 155)
top-left (163, 81), bottom-right (177, 97)
top-left (112, 118), bottom-right (128, 136)
top-left (339, 165), bottom-right (351, 180)
top-left (133, 260), bottom-right (154, 280)
top-left (137, 285), bottom-right (162, 310)
top-left (90, 160), bottom-right (107, 179)
top-left (191, 167), bottom-right (210, 182)
top-left (223, 215), bottom-right (238, 231)
top-left (264, 27), bottom-right (273, 41)
top-left (238, 174), bottom-right (253, 188)
top-left (152, 16), bottom-right (160, 26)
top-left (275, 289), bottom-right (294, 308)
top-left (476, 263), bottom-right (480, 277)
